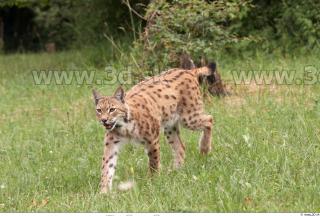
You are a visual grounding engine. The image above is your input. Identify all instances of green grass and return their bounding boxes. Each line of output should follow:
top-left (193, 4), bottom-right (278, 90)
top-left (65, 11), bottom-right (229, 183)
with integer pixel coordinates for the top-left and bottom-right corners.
top-left (0, 51), bottom-right (319, 212)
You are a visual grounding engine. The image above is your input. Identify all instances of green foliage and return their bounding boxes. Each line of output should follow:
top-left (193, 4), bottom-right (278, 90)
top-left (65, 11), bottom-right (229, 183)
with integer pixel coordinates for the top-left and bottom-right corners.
top-left (0, 0), bottom-right (38, 7)
top-left (31, 0), bottom-right (140, 49)
top-left (1, 0), bottom-right (320, 58)
top-left (0, 0), bottom-right (146, 51)
top-left (277, 0), bottom-right (320, 51)
top-left (132, 0), bottom-right (320, 69)
top-left (134, 0), bottom-right (252, 69)
top-left (33, 0), bottom-right (74, 49)
top-left (70, 0), bottom-right (123, 44)
top-left (239, 0), bottom-right (320, 53)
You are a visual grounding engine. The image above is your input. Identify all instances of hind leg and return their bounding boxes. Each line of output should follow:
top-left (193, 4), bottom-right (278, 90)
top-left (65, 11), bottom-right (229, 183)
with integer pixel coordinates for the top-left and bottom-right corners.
top-left (198, 114), bottom-right (213, 154)
top-left (181, 113), bottom-right (213, 154)
top-left (164, 124), bottom-right (185, 168)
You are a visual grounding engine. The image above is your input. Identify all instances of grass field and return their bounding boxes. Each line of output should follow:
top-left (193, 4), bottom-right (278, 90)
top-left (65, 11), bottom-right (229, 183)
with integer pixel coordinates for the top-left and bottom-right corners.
top-left (0, 51), bottom-right (319, 212)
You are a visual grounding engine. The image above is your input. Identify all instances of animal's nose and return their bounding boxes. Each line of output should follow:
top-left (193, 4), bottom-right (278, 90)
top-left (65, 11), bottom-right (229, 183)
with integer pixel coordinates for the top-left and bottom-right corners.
top-left (101, 119), bottom-right (108, 124)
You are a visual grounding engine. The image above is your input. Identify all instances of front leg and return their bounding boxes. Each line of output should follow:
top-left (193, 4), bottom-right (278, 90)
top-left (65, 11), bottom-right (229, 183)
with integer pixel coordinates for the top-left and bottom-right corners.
top-left (100, 132), bottom-right (122, 193)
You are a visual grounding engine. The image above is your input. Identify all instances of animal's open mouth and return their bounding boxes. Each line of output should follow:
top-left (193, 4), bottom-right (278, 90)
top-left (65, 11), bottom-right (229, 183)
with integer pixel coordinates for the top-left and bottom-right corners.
top-left (103, 122), bottom-right (115, 130)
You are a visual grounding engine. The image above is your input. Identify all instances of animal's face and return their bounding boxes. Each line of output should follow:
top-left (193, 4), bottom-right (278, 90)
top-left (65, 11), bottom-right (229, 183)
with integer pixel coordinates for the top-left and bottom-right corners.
top-left (93, 87), bottom-right (127, 130)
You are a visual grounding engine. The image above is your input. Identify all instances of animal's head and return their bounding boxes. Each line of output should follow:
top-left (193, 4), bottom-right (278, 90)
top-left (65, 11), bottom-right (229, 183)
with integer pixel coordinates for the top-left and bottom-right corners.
top-left (92, 87), bottom-right (128, 130)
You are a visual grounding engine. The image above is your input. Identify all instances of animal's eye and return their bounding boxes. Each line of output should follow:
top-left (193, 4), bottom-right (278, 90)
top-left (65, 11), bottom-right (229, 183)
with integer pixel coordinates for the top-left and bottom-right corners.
top-left (109, 108), bottom-right (116, 113)
top-left (96, 108), bottom-right (102, 113)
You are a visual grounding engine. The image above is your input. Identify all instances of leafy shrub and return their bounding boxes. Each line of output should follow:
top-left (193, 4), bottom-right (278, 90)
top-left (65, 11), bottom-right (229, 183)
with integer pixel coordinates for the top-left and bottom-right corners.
top-left (2, 0), bottom-right (320, 57)
top-left (0, 0), bottom-right (146, 52)
top-left (239, 0), bottom-right (320, 53)
top-left (133, 0), bottom-right (252, 70)
top-left (277, 0), bottom-right (320, 51)
top-left (33, 0), bottom-right (74, 50)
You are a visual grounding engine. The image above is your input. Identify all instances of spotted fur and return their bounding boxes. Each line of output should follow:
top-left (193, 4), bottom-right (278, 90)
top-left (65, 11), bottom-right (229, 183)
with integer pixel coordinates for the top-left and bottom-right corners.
top-left (93, 64), bottom-right (215, 193)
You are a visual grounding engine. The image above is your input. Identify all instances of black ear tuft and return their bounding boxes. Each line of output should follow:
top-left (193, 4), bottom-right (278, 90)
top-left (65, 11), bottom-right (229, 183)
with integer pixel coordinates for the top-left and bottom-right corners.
top-left (206, 62), bottom-right (217, 85)
top-left (92, 89), bottom-right (102, 105)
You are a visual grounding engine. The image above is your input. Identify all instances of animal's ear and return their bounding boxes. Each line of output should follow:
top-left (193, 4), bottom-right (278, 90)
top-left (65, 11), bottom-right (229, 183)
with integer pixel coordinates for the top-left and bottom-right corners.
top-left (92, 89), bottom-right (102, 105)
top-left (113, 86), bottom-right (125, 103)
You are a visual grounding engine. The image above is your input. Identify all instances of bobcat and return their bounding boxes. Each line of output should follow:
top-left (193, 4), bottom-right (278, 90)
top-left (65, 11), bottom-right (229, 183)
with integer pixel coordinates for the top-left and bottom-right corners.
top-left (93, 63), bottom-right (216, 193)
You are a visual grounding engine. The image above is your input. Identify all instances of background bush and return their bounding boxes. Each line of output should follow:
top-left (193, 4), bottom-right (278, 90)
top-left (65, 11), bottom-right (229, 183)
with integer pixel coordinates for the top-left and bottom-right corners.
top-left (1, 0), bottom-right (320, 65)
top-left (133, 0), bottom-right (252, 70)
top-left (239, 0), bottom-right (320, 54)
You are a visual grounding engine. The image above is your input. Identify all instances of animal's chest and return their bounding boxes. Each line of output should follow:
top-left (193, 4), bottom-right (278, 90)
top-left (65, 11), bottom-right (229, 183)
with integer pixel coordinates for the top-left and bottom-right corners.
top-left (116, 122), bottom-right (138, 138)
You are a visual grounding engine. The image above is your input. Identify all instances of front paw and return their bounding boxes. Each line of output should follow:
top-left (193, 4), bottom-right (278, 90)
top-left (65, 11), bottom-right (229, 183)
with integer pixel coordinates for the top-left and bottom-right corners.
top-left (100, 187), bottom-right (109, 194)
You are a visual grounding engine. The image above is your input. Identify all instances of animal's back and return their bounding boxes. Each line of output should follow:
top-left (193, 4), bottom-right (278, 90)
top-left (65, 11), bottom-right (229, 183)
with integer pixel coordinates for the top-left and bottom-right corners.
top-left (125, 68), bottom-right (204, 126)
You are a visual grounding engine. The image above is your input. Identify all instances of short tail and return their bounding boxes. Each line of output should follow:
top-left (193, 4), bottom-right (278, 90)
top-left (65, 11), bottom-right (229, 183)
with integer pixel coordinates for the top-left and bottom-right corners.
top-left (192, 62), bottom-right (216, 80)
top-left (193, 62), bottom-right (228, 97)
